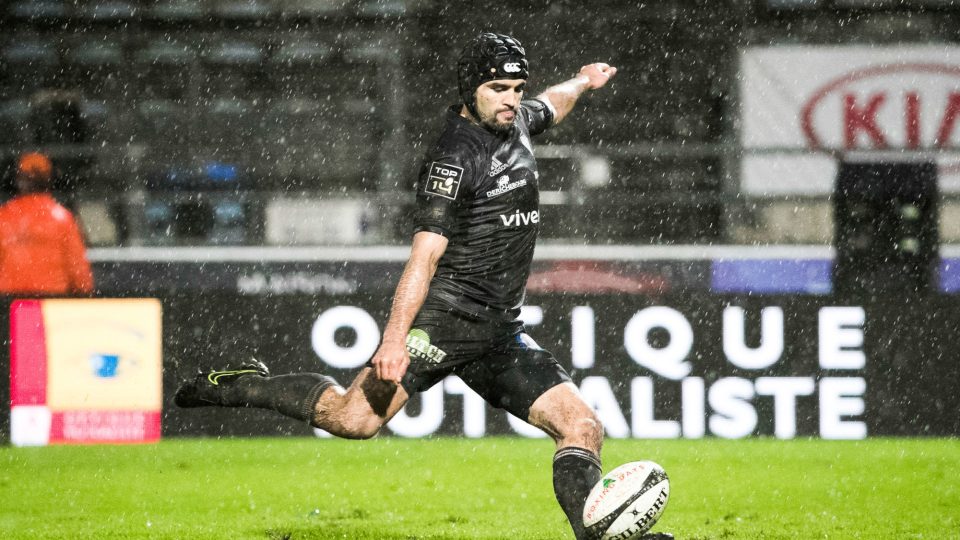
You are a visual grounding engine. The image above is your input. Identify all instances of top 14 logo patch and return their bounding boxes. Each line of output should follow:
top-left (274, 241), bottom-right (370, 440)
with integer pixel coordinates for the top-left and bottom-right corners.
top-left (425, 162), bottom-right (463, 200)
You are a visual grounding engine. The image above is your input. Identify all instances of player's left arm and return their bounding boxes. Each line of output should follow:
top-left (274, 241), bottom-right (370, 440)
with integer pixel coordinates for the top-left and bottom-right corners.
top-left (537, 63), bottom-right (618, 125)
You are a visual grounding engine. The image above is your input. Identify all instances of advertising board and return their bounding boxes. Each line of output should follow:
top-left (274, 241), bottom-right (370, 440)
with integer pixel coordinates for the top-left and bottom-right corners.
top-left (740, 46), bottom-right (960, 195)
top-left (8, 299), bottom-right (162, 446)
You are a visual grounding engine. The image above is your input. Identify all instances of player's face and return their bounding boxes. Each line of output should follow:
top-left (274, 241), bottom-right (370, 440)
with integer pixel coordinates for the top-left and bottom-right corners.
top-left (475, 79), bottom-right (526, 134)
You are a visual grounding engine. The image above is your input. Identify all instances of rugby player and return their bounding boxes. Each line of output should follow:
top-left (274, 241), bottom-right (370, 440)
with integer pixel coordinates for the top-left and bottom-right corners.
top-left (177, 32), bottom-right (670, 540)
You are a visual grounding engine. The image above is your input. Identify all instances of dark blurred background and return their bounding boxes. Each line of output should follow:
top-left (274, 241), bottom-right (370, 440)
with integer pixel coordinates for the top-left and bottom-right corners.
top-left (2, 0), bottom-right (959, 246)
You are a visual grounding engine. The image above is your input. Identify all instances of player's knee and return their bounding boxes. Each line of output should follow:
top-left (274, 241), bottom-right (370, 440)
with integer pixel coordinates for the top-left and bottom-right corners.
top-left (570, 411), bottom-right (604, 450)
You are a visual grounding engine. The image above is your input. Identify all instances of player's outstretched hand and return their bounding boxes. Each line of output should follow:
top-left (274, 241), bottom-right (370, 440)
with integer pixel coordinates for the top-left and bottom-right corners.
top-left (578, 63), bottom-right (617, 90)
top-left (371, 340), bottom-right (409, 384)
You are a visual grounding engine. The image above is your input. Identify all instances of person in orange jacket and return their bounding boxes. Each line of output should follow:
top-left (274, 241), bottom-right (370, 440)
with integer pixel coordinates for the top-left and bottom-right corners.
top-left (0, 152), bottom-right (94, 295)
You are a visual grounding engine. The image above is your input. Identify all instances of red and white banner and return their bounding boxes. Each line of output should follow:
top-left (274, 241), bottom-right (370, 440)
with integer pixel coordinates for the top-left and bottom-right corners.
top-left (740, 46), bottom-right (960, 195)
top-left (9, 299), bottom-right (163, 446)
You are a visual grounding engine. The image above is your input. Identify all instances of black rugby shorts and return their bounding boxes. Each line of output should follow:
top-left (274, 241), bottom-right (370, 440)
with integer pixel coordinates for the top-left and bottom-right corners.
top-left (397, 306), bottom-right (571, 421)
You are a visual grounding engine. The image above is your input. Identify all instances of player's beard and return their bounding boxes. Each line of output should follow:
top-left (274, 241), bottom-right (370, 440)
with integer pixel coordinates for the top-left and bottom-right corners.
top-left (479, 108), bottom-right (515, 135)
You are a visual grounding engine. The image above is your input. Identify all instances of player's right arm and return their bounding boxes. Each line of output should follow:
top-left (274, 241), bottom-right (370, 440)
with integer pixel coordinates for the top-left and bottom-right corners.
top-left (538, 63), bottom-right (618, 125)
top-left (370, 231), bottom-right (448, 383)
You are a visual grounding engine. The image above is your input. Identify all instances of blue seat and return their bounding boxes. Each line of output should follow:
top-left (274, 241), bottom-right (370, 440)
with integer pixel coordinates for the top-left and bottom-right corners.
top-left (209, 199), bottom-right (248, 245)
top-left (143, 199), bottom-right (179, 245)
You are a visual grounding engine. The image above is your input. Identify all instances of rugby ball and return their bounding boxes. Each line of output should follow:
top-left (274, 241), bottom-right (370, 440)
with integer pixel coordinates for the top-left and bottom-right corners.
top-left (582, 461), bottom-right (670, 540)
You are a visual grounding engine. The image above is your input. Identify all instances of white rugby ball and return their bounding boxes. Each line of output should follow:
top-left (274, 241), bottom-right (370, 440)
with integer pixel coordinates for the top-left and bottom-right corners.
top-left (582, 461), bottom-right (670, 540)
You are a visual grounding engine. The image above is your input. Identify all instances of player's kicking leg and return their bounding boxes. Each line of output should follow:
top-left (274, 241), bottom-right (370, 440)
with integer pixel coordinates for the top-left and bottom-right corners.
top-left (528, 383), bottom-right (673, 540)
top-left (527, 382), bottom-right (605, 540)
top-left (175, 362), bottom-right (408, 439)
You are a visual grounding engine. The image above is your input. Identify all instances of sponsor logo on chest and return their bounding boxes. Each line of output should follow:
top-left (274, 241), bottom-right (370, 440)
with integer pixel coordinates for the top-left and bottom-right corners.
top-left (500, 209), bottom-right (540, 227)
top-left (486, 175), bottom-right (528, 198)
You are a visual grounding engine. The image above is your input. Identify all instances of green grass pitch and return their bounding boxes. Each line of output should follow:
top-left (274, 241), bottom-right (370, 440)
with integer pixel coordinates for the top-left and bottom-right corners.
top-left (1, 437), bottom-right (957, 539)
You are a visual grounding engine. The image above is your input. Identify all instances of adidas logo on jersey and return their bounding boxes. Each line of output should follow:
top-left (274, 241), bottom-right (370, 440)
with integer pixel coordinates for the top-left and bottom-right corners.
top-left (489, 157), bottom-right (509, 176)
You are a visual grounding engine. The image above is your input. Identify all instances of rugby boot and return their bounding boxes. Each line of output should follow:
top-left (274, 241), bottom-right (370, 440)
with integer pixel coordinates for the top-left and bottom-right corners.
top-left (174, 359), bottom-right (270, 408)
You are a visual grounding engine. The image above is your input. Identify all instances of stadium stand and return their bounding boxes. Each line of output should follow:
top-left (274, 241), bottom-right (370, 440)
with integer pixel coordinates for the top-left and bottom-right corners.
top-left (0, 101), bottom-right (32, 146)
top-left (1, 40), bottom-right (60, 98)
top-left (1, 1), bottom-right (958, 247)
top-left (6, 0), bottom-right (70, 20)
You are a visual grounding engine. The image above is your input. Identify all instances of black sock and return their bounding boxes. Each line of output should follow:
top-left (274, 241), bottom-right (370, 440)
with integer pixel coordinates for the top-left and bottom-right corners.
top-left (553, 447), bottom-right (603, 540)
top-left (222, 373), bottom-right (338, 423)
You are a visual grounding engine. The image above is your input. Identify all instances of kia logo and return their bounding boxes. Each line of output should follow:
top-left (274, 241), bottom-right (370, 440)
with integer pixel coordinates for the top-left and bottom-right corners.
top-left (503, 62), bottom-right (522, 73)
top-left (800, 63), bottom-right (960, 150)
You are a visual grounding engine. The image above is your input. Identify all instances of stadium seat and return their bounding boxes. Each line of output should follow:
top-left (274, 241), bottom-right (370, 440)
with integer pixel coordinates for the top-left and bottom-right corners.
top-left (342, 42), bottom-right (390, 63)
top-left (278, 0), bottom-right (348, 18)
top-left (338, 44), bottom-right (386, 101)
top-left (313, 98), bottom-right (381, 191)
top-left (209, 199), bottom-right (248, 245)
top-left (145, 0), bottom-right (206, 21)
top-left (357, 0), bottom-right (406, 17)
top-left (135, 99), bottom-right (192, 147)
top-left (0, 100), bottom-right (33, 145)
top-left (200, 98), bottom-right (261, 165)
top-left (271, 39), bottom-right (333, 66)
top-left (262, 98), bottom-right (328, 181)
top-left (268, 39), bottom-right (334, 99)
top-left (133, 41), bottom-right (196, 101)
top-left (73, 1), bottom-right (138, 21)
top-left (143, 200), bottom-right (176, 244)
top-left (203, 40), bottom-right (264, 65)
top-left (213, 0), bottom-right (276, 20)
top-left (67, 41), bottom-right (124, 67)
top-left (201, 40), bottom-right (266, 100)
top-left (63, 41), bottom-right (126, 101)
top-left (78, 99), bottom-right (131, 144)
top-left (30, 90), bottom-right (89, 144)
top-left (7, 0), bottom-right (69, 20)
top-left (1, 41), bottom-right (60, 97)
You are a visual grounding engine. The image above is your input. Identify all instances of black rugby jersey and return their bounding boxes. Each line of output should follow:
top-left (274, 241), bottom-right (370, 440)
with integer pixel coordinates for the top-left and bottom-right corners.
top-left (413, 99), bottom-right (555, 322)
